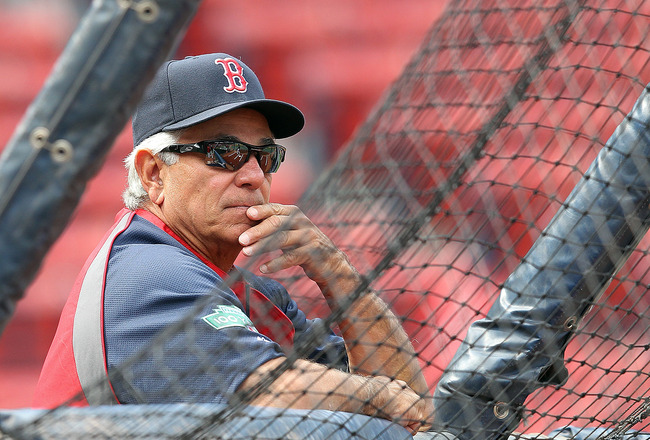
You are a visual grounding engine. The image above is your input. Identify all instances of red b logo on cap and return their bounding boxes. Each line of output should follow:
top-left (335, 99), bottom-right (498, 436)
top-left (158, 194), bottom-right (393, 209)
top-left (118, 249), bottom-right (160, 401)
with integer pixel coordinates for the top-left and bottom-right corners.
top-left (215, 58), bottom-right (248, 93)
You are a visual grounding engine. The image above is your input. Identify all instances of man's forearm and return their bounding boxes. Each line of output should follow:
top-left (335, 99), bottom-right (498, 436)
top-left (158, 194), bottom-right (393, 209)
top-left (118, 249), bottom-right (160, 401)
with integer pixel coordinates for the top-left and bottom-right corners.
top-left (244, 358), bottom-right (370, 412)
top-left (339, 292), bottom-right (430, 397)
top-left (316, 260), bottom-right (430, 403)
top-left (241, 358), bottom-right (429, 432)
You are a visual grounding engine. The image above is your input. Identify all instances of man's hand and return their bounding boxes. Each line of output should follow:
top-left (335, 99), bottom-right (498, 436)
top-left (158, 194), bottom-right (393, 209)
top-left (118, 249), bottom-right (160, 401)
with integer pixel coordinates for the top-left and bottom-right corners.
top-left (238, 203), bottom-right (435, 428)
top-left (363, 375), bottom-right (432, 434)
top-left (238, 203), bottom-right (355, 289)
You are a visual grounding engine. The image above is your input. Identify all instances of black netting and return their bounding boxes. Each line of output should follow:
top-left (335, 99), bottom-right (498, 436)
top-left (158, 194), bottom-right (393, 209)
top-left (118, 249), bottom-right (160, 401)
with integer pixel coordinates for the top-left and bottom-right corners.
top-left (2, 1), bottom-right (650, 439)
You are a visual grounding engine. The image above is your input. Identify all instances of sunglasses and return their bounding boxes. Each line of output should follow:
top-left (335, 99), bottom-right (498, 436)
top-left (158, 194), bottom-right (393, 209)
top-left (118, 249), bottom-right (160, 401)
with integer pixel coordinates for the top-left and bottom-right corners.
top-left (162, 139), bottom-right (286, 173)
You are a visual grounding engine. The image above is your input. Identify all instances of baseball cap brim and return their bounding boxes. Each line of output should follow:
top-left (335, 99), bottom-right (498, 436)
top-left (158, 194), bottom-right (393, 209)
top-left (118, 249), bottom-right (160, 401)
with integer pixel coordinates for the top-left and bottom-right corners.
top-left (163, 98), bottom-right (304, 140)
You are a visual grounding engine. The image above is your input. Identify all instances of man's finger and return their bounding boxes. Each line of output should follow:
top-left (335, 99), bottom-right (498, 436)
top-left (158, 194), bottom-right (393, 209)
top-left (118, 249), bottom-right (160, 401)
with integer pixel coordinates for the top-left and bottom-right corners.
top-left (239, 214), bottom-right (288, 246)
top-left (259, 248), bottom-right (307, 273)
top-left (241, 230), bottom-right (293, 256)
top-left (247, 203), bottom-right (295, 220)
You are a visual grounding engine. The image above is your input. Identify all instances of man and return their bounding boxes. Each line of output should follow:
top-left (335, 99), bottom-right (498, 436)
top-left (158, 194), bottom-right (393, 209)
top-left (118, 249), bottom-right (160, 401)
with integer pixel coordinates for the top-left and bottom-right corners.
top-left (33, 53), bottom-right (433, 434)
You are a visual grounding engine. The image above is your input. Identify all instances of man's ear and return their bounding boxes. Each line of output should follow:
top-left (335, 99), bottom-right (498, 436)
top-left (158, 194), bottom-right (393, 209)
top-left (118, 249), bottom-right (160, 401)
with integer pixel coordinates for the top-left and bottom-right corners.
top-left (134, 149), bottom-right (165, 205)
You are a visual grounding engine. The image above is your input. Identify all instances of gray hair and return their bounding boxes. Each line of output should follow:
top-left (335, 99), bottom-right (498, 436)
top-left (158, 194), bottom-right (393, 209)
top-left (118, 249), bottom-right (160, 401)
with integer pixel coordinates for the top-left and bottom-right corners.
top-left (122, 131), bottom-right (183, 210)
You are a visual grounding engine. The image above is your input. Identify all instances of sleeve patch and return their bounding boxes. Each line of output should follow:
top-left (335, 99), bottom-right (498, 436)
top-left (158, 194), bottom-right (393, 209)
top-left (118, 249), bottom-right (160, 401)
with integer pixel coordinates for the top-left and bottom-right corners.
top-left (202, 305), bottom-right (258, 332)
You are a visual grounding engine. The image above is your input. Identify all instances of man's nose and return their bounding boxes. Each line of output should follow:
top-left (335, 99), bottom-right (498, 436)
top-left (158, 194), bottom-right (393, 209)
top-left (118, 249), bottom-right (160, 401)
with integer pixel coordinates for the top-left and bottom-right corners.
top-left (235, 153), bottom-right (267, 186)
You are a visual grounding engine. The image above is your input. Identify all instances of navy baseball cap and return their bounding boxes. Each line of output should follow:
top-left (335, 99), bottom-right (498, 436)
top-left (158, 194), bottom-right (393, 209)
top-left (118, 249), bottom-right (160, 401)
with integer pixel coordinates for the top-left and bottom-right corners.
top-left (132, 53), bottom-right (305, 146)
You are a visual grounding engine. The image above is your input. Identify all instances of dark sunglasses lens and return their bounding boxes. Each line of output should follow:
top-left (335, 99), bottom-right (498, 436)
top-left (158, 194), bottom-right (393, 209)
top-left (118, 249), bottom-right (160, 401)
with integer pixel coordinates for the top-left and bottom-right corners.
top-left (205, 143), bottom-right (248, 170)
top-left (204, 142), bottom-right (284, 173)
top-left (256, 146), bottom-right (283, 173)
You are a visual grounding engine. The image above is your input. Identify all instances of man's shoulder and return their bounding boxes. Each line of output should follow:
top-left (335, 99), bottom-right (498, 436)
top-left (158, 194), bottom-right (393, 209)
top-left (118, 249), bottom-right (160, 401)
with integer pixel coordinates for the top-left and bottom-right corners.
top-left (112, 216), bottom-right (187, 261)
top-left (107, 214), bottom-right (220, 288)
top-left (115, 213), bottom-right (176, 245)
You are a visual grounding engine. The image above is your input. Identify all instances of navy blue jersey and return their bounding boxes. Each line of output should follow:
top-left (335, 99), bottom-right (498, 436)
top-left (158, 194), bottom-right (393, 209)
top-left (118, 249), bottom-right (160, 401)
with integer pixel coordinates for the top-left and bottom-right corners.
top-left (104, 211), bottom-right (348, 404)
top-left (35, 209), bottom-right (347, 408)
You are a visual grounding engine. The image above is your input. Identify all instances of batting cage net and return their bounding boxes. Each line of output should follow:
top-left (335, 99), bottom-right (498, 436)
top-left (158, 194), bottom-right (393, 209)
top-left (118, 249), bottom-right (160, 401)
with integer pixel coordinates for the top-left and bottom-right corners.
top-left (2, 0), bottom-right (650, 439)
